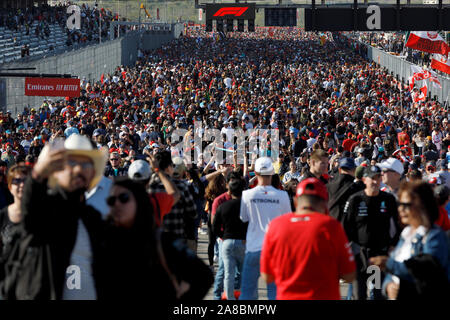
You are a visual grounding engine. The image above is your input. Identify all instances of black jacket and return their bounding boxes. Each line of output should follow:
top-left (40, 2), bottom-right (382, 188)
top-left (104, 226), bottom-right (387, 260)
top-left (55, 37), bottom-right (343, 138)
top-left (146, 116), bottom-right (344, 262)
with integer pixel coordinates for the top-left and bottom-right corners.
top-left (94, 225), bottom-right (176, 301)
top-left (104, 165), bottom-right (128, 178)
top-left (293, 139), bottom-right (307, 158)
top-left (342, 190), bottom-right (400, 257)
top-left (327, 173), bottom-right (365, 223)
top-left (20, 177), bottom-right (104, 300)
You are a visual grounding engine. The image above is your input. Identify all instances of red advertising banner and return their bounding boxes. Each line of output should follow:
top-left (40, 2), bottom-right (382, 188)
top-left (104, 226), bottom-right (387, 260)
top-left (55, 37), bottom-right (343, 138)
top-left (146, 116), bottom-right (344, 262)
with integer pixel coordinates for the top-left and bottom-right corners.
top-left (25, 77), bottom-right (80, 97)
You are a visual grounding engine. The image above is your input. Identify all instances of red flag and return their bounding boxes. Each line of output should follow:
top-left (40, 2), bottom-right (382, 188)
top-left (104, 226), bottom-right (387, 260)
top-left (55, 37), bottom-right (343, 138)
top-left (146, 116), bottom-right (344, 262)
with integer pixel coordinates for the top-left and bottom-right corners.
top-left (405, 31), bottom-right (449, 56)
top-left (413, 82), bottom-right (427, 103)
top-left (431, 54), bottom-right (450, 75)
top-left (100, 73), bottom-right (104, 84)
top-left (408, 76), bottom-right (415, 91)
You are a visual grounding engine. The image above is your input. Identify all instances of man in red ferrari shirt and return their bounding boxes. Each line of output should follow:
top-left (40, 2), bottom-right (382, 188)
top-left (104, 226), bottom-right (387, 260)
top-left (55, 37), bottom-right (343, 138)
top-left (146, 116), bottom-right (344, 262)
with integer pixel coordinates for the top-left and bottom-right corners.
top-left (261, 178), bottom-right (356, 300)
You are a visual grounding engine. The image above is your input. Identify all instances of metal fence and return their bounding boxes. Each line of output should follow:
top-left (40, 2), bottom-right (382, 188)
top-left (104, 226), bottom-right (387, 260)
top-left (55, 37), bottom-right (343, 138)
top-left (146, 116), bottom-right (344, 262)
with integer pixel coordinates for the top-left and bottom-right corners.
top-left (2, 36), bottom-right (124, 115)
top-left (0, 25), bottom-right (183, 115)
top-left (367, 46), bottom-right (450, 103)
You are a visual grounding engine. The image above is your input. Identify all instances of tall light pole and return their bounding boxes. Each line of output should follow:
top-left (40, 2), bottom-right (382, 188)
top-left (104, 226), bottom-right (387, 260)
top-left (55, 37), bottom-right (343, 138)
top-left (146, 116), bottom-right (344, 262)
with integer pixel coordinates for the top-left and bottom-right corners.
top-left (99, 0), bottom-right (102, 44)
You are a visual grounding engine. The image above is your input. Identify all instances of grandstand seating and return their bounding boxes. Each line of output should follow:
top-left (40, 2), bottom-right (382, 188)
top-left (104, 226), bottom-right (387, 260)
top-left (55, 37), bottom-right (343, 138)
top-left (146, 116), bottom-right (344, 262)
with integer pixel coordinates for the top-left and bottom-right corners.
top-left (0, 20), bottom-right (68, 64)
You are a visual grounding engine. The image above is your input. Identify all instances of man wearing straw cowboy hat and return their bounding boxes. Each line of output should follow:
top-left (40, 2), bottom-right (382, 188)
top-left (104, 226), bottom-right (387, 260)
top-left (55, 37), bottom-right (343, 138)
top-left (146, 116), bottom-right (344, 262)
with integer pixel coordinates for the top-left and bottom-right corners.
top-left (16, 134), bottom-right (108, 300)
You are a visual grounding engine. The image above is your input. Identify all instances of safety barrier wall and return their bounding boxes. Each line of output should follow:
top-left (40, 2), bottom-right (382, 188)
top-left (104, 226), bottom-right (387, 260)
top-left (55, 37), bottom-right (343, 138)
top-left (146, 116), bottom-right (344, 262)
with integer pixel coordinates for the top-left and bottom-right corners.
top-left (366, 45), bottom-right (450, 104)
top-left (0, 27), bottom-right (182, 115)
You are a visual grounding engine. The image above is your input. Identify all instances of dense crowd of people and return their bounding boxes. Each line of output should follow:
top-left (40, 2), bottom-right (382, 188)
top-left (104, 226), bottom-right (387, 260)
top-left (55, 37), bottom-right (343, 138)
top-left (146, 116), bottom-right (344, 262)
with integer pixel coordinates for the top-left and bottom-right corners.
top-left (65, 2), bottom-right (129, 46)
top-left (0, 26), bottom-right (448, 301)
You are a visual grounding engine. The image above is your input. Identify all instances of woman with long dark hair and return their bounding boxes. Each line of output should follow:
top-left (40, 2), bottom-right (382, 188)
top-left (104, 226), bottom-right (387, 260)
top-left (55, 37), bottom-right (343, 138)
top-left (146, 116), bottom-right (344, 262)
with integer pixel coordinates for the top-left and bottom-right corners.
top-left (95, 178), bottom-right (213, 300)
top-left (95, 178), bottom-right (176, 300)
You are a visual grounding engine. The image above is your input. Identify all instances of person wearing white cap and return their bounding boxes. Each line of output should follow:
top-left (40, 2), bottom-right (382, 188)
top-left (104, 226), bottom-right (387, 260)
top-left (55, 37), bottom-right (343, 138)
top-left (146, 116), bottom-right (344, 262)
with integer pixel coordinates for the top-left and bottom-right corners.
top-left (239, 157), bottom-right (292, 300)
top-left (128, 157), bottom-right (180, 226)
top-left (17, 134), bottom-right (108, 300)
top-left (378, 157), bottom-right (404, 199)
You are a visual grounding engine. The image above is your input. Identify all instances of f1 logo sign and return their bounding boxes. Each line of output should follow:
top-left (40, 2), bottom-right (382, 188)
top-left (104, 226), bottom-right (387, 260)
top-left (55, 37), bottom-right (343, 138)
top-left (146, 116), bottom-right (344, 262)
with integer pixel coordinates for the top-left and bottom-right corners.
top-left (206, 4), bottom-right (255, 20)
top-left (213, 7), bottom-right (249, 17)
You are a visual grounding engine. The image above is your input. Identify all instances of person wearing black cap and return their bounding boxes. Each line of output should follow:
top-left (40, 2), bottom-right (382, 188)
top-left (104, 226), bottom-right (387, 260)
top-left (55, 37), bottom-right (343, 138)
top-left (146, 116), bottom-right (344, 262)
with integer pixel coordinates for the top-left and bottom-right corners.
top-left (342, 165), bottom-right (400, 300)
top-left (327, 157), bottom-right (365, 223)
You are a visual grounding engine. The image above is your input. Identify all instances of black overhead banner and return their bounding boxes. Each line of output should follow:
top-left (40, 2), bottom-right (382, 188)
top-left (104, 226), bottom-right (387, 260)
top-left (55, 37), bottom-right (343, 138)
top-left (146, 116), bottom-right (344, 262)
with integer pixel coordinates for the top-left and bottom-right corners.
top-left (305, 6), bottom-right (450, 31)
top-left (205, 3), bottom-right (256, 20)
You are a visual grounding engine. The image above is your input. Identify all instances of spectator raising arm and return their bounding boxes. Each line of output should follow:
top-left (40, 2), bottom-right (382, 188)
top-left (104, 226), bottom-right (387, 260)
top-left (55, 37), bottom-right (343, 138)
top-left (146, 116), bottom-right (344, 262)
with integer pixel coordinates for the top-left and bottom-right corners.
top-left (148, 153), bottom-right (180, 205)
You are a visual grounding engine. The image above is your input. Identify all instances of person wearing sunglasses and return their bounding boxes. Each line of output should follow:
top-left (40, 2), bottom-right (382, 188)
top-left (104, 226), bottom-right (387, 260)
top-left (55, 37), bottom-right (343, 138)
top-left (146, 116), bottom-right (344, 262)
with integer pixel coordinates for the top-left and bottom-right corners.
top-left (14, 134), bottom-right (108, 300)
top-left (104, 152), bottom-right (127, 178)
top-left (97, 178), bottom-right (213, 301)
top-left (0, 165), bottom-right (31, 264)
top-left (370, 181), bottom-right (449, 299)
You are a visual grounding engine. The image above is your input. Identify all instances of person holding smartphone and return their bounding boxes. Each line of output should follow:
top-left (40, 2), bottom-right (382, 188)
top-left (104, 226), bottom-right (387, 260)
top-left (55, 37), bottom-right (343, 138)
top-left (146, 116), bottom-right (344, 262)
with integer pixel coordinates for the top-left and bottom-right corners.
top-left (15, 134), bottom-right (108, 300)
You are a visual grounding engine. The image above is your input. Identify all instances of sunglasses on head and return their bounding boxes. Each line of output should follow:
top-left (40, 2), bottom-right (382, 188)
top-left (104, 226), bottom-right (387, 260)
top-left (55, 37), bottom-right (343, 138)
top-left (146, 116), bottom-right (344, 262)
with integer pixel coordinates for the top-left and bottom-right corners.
top-left (106, 192), bottom-right (130, 206)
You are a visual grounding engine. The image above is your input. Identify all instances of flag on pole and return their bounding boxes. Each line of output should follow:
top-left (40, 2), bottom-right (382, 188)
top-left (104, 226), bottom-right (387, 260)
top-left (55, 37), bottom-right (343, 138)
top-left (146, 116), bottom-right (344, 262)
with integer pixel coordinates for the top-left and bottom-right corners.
top-left (429, 74), bottom-right (442, 89)
top-left (405, 31), bottom-right (449, 56)
top-left (431, 54), bottom-right (450, 75)
top-left (413, 82), bottom-right (428, 103)
top-left (411, 65), bottom-right (442, 89)
top-left (408, 76), bottom-right (415, 91)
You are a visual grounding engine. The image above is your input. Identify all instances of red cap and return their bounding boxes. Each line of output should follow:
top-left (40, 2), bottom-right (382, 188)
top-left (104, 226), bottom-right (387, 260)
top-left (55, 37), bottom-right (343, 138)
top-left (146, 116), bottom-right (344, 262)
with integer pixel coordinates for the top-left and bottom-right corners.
top-left (326, 132), bottom-right (331, 137)
top-left (309, 132), bottom-right (315, 138)
top-left (296, 178), bottom-right (328, 201)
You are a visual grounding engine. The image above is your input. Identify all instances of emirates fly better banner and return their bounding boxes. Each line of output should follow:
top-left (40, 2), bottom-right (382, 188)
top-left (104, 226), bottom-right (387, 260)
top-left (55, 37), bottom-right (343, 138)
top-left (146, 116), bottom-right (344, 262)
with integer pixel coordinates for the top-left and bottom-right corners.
top-left (25, 77), bottom-right (80, 97)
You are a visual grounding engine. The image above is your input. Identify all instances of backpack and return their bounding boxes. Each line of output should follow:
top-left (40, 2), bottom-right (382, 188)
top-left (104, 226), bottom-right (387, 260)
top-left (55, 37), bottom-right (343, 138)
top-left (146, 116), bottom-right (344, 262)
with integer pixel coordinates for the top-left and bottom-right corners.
top-left (0, 226), bottom-right (56, 300)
